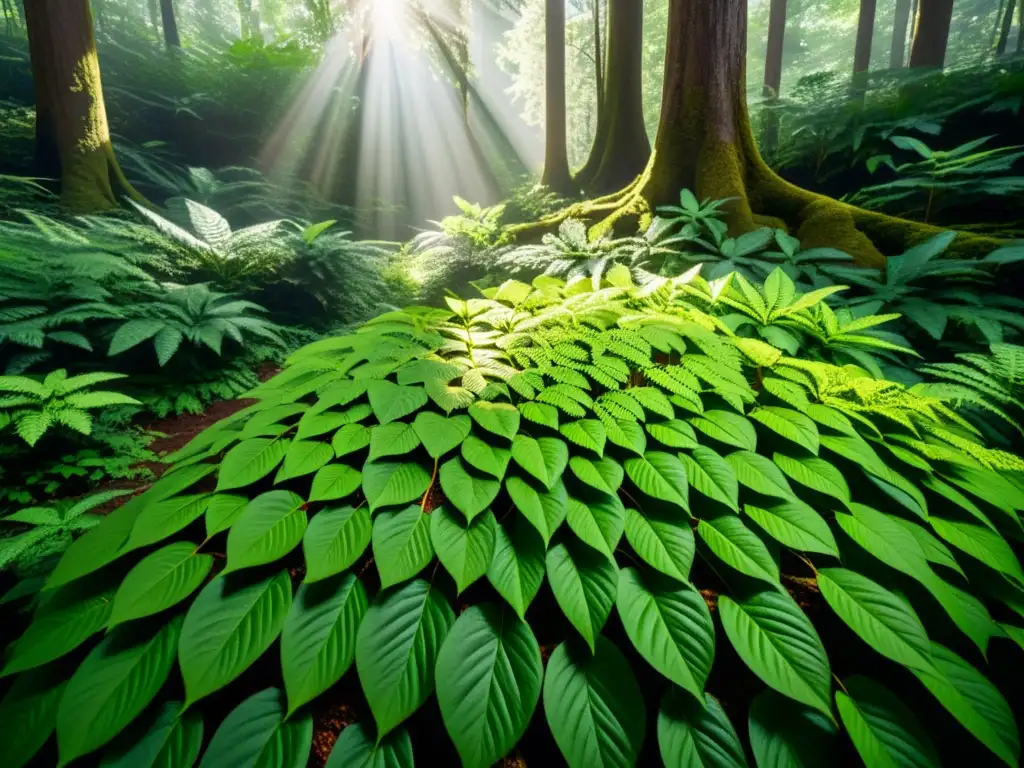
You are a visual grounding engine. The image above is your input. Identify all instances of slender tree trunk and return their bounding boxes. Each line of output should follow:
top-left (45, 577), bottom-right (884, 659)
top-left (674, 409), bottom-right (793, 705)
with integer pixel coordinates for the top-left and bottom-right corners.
top-left (541, 0), bottom-right (573, 194)
top-left (991, 0), bottom-right (1007, 50)
top-left (909, 0), bottom-right (919, 52)
top-left (997, 0), bottom-right (1018, 54)
top-left (890, 0), bottom-right (911, 67)
top-left (249, 0), bottom-right (261, 42)
top-left (761, 0), bottom-right (787, 151)
top-left (147, 0), bottom-right (160, 39)
top-left (23, 0), bottom-right (144, 213)
top-left (1018, 0), bottom-right (1023, 52)
top-left (160, 0), bottom-right (180, 47)
top-left (853, 0), bottom-right (877, 77)
top-left (908, 0), bottom-right (953, 68)
top-left (593, 0), bottom-right (604, 112)
top-left (575, 1), bottom-right (610, 187)
top-left (237, 0), bottom-right (250, 38)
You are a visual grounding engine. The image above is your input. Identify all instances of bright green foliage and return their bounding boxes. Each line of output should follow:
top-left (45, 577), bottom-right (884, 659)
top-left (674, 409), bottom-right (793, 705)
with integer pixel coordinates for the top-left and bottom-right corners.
top-left (5, 272), bottom-right (1023, 768)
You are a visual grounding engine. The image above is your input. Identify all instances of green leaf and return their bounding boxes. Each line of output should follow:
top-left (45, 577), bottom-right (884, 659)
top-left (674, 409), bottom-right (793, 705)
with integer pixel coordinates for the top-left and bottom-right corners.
top-left (362, 460), bottom-right (431, 512)
top-left (817, 568), bottom-right (934, 671)
top-left (566, 494), bottom-right (626, 559)
top-left (205, 493), bottom-right (248, 536)
top-left (303, 505), bottom-right (371, 583)
top-left (569, 455), bottom-right (624, 495)
top-left (520, 401), bottom-right (559, 429)
top-left (647, 419), bottom-right (699, 449)
top-left (0, 665), bottom-right (67, 768)
top-left (600, 413), bottom-right (647, 454)
top-left (698, 516), bottom-right (779, 584)
top-left (726, 450), bottom-right (795, 499)
top-left (435, 604), bottom-right (543, 768)
top-left (929, 517), bottom-right (1024, 582)
top-left (748, 689), bottom-right (836, 768)
top-left (505, 476), bottom-right (568, 544)
top-left (367, 381), bottom-right (428, 424)
top-left (469, 400), bottom-right (520, 439)
top-left (835, 504), bottom-right (933, 585)
top-left (487, 517), bottom-right (546, 619)
top-left (281, 573), bottom-right (369, 715)
top-left (623, 507), bottom-right (695, 582)
top-left (836, 676), bottom-right (939, 768)
top-left (276, 440), bottom-right (333, 483)
top-left (681, 446), bottom-right (739, 511)
top-left (719, 590), bottom-right (832, 716)
top-left (691, 410), bottom-right (757, 451)
top-left (56, 618), bottom-right (181, 765)
top-left (198, 688), bottom-right (311, 768)
top-left (431, 507), bottom-right (496, 593)
top-left (658, 689), bottom-right (748, 768)
top-left (332, 423), bottom-right (372, 458)
top-left (109, 541), bottom-right (213, 627)
top-left (127, 494), bottom-right (211, 550)
top-left (98, 701), bottom-right (202, 768)
top-left (911, 642), bottom-right (1019, 766)
top-left (617, 568), bottom-right (714, 699)
top-left (773, 453), bottom-right (850, 502)
top-left (511, 435), bottom-right (568, 489)
top-left (309, 463), bottom-right (362, 502)
top-left (743, 500), bottom-right (838, 556)
top-left (356, 580), bottom-right (455, 738)
top-left (217, 438), bottom-right (291, 491)
top-left (372, 505), bottom-right (434, 589)
top-left (461, 435), bottom-right (512, 478)
top-left (544, 638), bottom-right (646, 768)
top-left (225, 491), bottom-right (307, 574)
top-left (546, 537), bottom-right (618, 652)
top-left (625, 451), bottom-right (690, 511)
top-left (439, 456), bottom-right (501, 521)
top-left (560, 419), bottom-right (607, 455)
top-left (367, 422), bottom-right (421, 463)
top-left (412, 412), bottom-right (470, 458)
top-left (750, 407), bottom-right (819, 454)
top-left (324, 724), bottom-right (413, 768)
top-left (178, 570), bottom-right (292, 706)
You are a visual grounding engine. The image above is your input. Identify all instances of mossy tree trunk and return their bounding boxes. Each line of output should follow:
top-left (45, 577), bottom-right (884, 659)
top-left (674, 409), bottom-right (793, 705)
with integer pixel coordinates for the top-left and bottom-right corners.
top-left (160, 0), bottom-right (180, 48)
top-left (909, 0), bottom-right (953, 67)
top-left (890, 0), bottom-right (911, 67)
top-left (761, 0), bottom-right (787, 151)
top-left (996, 0), bottom-right (1018, 55)
top-left (541, 0), bottom-right (573, 194)
top-left (24, 0), bottom-right (145, 213)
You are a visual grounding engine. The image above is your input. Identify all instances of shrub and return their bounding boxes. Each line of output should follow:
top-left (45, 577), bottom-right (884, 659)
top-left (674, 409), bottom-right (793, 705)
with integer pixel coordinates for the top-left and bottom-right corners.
top-left (3, 268), bottom-right (1022, 768)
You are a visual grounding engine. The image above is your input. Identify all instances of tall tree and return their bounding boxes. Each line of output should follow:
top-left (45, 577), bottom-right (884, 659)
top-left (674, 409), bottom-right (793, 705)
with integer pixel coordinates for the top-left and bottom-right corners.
top-left (23, 0), bottom-right (143, 213)
top-left (853, 0), bottom-right (876, 77)
top-left (160, 0), bottom-right (180, 47)
top-left (148, 0), bottom-right (160, 40)
top-left (908, 0), bottom-right (953, 67)
top-left (574, 0), bottom-right (610, 188)
top-left (541, 0), bottom-right (573, 194)
top-left (1019, 0), bottom-right (1023, 52)
top-left (761, 0), bottom-right (787, 151)
top-left (996, 0), bottom-right (1018, 54)
top-left (890, 0), bottom-right (911, 67)
top-left (237, 0), bottom-right (251, 37)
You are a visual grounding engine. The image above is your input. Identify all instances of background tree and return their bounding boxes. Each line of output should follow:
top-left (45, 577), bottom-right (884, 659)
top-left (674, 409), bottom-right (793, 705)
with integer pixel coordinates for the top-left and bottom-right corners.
top-left (890, 0), bottom-right (911, 67)
top-left (160, 0), bottom-right (181, 47)
top-left (909, 0), bottom-right (954, 67)
top-left (853, 0), bottom-right (876, 78)
top-left (541, 0), bottom-right (573, 193)
top-left (996, 0), bottom-right (1018, 54)
top-left (23, 0), bottom-right (144, 212)
top-left (760, 0), bottom-right (787, 151)
top-left (574, 0), bottom-right (607, 187)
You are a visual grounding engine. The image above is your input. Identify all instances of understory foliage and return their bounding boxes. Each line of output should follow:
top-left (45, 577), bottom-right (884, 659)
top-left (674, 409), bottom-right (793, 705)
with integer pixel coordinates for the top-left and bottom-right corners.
top-left (3, 269), bottom-right (1022, 768)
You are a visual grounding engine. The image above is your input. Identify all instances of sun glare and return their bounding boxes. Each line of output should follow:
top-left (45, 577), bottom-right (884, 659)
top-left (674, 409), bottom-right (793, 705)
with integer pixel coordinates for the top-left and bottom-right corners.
top-left (369, 0), bottom-right (407, 43)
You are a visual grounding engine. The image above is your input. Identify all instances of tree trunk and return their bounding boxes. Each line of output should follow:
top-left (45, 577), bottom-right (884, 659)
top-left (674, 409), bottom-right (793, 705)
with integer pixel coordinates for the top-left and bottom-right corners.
top-left (997, 0), bottom-right (1018, 55)
top-left (991, 0), bottom-right (1007, 51)
top-left (237, 0), bottom-right (250, 38)
top-left (1018, 0), bottom-right (1023, 52)
top-left (147, 0), bottom-right (160, 40)
top-left (890, 0), bottom-right (911, 67)
top-left (574, 1), bottom-right (610, 187)
top-left (593, 0), bottom-right (604, 115)
top-left (908, 0), bottom-right (953, 68)
top-left (853, 0), bottom-right (876, 77)
top-left (541, 0), bottom-right (573, 194)
top-left (761, 0), bottom-right (787, 151)
top-left (23, 0), bottom-right (144, 213)
top-left (160, 0), bottom-right (179, 47)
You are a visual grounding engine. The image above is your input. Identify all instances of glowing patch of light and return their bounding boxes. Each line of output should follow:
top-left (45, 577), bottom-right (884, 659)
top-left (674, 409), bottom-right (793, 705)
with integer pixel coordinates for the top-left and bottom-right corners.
top-left (369, 0), bottom-right (407, 42)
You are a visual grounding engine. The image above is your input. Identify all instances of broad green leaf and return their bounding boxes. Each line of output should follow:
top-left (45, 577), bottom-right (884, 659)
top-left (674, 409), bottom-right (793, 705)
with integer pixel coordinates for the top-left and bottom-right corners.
top-left (368, 422), bottom-right (421, 462)
top-left (435, 604), bottom-right (543, 768)
top-left (487, 517), bottom-right (546, 619)
top-left (750, 407), bottom-right (819, 454)
top-left (623, 507), bottom-right (695, 582)
top-left (698, 516), bottom-right (779, 584)
top-left (179, 570), bottom-right (292, 706)
top-left (773, 453), bottom-right (850, 503)
top-left (929, 516), bottom-right (1024, 582)
top-left (367, 381), bottom-right (428, 424)
top-left (658, 689), bottom-right (748, 768)
top-left (109, 541), bottom-right (213, 627)
top-left (681, 446), bottom-right (739, 511)
top-left (217, 438), bottom-right (291, 491)
top-left (566, 493), bottom-right (626, 559)
top-left (281, 573), bottom-right (369, 715)
top-left (0, 665), bottom-right (67, 768)
top-left (362, 460), bottom-right (431, 512)
top-left (889, 516), bottom-right (965, 577)
top-left (296, 410), bottom-right (354, 440)
top-left (469, 400), bottom-right (520, 439)
top-left (748, 689), bottom-right (837, 768)
top-left (835, 676), bottom-right (939, 768)
top-left (439, 457), bottom-right (501, 521)
top-left (691, 410), bottom-right (757, 451)
top-left (99, 701), bottom-right (202, 768)
top-left (205, 493), bottom-right (248, 536)
top-left (461, 435), bottom-right (512, 478)
top-left (511, 435), bottom-right (568, 489)
top-left (520, 401), bottom-right (559, 430)
top-left (835, 504), bottom-right (932, 584)
top-left (332, 423), bottom-right (372, 458)
top-left (617, 568), bottom-right (714, 699)
top-left (275, 440), bottom-right (333, 483)
top-left (127, 494), bottom-right (210, 550)
top-left (372, 505), bottom-right (434, 588)
top-left (569, 455), bottom-right (624, 495)
top-left (309, 463), bottom-right (362, 502)
top-left (625, 451), bottom-right (690, 511)
top-left (356, 580), bottom-right (455, 737)
top-left (546, 538), bottom-right (618, 652)
top-left (726, 450), bottom-right (795, 499)
top-left (911, 642), bottom-right (1019, 767)
top-left (506, 475), bottom-right (568, 544)
top-left (922, 576), bottom-right (999, 657)
top-left (225, 491), bottom-right (307, 574)
top-left (817, 568), bottom-right (934, 671)
top-left (600, 413), bottom-right (647, 454)
top-left (647, 419), bottom-right (699, 449)
top-left (561, 419), bottom-right (607, 456)
top-left (412, 412), bottom-right (470, 458)
top-left (56, 617), bottom-right (181, 765)
top-left (303, 505), bottom-right (371, 583)
top-left (543, 638), bottom-right (646, 768)
top-left (743, 501), bottom-right (839, 556)
top-left (324, 724), bottom-right (413, 768)
top-left (719, 590), bottom-right (832, 716)
top-left (198, 688), bottom-right (311, 768)
top-left (431, 507), bottom-right (496, 593)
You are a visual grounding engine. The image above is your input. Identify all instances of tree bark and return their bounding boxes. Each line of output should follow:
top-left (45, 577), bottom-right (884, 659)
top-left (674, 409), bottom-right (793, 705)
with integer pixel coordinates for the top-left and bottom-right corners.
top-left (997, 0), bottom-right (1018, 55)
top-left (1019, 0), bottom-right (1023, 52)
top-left (575, 1), bottom-right (610, 187)
top-left (237, 0), bottom-right (250, 38)
top-left (148, 0), bottom-right (160, 40)
top-left (890, 0), bottom-right (911, 67)
top-left (908, 0), bottom-right (953, 68)
top-left (541, 0), bottom-right (574, 194)
top-left (160, 0), bottom-right (180, 47)
top-left (761, 0), bottom-right (787, 151)
top-left (853, 0), bottom-right (876, 76)
top-left (23, 0), bottom-right (144, 213)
